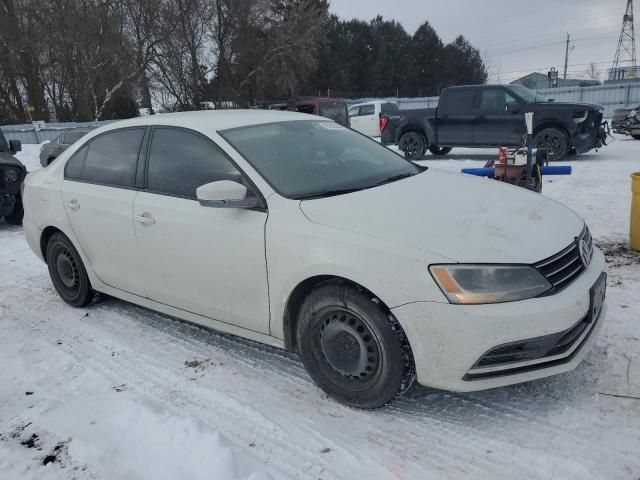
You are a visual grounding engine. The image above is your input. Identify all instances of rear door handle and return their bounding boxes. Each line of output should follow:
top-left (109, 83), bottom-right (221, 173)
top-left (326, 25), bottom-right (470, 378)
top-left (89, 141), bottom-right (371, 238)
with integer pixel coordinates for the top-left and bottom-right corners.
top-left (135, 212), bottom-right (155, 226)
top-left (67, 199), bottom-right (80, 211)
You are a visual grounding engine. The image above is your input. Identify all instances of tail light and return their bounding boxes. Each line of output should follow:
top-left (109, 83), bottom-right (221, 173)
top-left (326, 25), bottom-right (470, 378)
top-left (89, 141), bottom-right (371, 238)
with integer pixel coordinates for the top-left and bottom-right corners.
top-left (379, 114), bottom-right (389, 133)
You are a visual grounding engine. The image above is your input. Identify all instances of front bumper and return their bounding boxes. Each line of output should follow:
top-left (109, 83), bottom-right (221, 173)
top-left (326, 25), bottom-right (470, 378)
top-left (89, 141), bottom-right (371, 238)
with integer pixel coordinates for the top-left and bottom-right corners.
top-left (392, 248), bottom-right (606, 392)
top-left (572, 120), bottom-right (608, 154)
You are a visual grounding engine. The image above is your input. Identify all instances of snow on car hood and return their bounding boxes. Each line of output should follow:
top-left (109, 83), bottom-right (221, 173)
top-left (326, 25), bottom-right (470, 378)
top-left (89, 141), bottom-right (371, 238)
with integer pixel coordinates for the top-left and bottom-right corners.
top-left (299, 168), bottom-right (585, 264)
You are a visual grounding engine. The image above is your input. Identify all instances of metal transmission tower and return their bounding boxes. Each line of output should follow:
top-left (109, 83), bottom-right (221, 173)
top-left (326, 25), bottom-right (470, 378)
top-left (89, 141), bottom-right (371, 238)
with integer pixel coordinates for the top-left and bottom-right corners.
top-left (612, 0), bottom-right (636, 71)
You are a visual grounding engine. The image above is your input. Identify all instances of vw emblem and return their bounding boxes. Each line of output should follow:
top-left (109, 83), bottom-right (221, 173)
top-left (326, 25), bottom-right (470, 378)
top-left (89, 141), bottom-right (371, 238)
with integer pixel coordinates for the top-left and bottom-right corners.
top-left (578, 239), bottom-right (591, 268)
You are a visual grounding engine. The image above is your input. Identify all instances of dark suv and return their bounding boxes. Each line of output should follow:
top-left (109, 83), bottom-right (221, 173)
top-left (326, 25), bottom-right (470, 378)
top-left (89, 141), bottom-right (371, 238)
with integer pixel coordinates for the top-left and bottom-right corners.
top-left (0, 129), bottom-right (25, 225)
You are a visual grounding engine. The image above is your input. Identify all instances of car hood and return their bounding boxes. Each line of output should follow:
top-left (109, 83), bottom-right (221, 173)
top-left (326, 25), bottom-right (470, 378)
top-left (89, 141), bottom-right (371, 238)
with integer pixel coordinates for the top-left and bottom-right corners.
top-left (0, 152), bottom-right (26, 170)
top-left (534, 101), bottom-right (603, 111)
top-left (299, 169), bottom-right (584, 264)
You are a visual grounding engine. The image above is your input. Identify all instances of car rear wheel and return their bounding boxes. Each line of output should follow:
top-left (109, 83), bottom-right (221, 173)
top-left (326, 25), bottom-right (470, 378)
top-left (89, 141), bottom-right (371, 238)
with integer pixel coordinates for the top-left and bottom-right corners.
top-left (534, 127), bottom-right (569, 161)
top-left (46, 233), bottom-right (93, 307)
top-left (399, 132), bottom-right (427, 160)
top-left (297, 282), bottom-right (415, 409)
top-left (4, 197), bottom-right (23, 225)
top-left (632, 134), bottom-right (640, 140)
top-left (428, 146), bottom-right (453, 156)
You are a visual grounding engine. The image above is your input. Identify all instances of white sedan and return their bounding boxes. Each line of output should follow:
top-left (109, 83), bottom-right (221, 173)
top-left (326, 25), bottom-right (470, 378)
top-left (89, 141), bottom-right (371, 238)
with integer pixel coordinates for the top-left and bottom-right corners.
top-left (22, 111), bottom-right (607, 408)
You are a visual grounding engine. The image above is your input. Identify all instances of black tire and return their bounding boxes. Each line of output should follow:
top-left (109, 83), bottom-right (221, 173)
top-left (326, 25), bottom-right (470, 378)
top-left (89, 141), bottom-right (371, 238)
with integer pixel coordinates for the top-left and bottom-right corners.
top-left (428, 146), bottom-right (452, 156)
top-left (297, 282), bottom-right (415, 409)
top-left (398, 132), bottom-right (427, 160)
top-left (46, 232), bottom-right (93, 307)
top-left (632, 134), bottom-right (640, 140)
top-left (4, 196), bottom-right (23, 225)
top-left (534, 127), bottom-right (569, 161)
top-left (47, 157), bottom-right (56, 166)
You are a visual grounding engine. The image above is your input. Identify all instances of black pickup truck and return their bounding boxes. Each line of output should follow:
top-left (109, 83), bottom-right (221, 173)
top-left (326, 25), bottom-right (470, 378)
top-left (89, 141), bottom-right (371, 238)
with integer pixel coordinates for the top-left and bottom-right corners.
top-left (380, 84), bottom-right (608, 161)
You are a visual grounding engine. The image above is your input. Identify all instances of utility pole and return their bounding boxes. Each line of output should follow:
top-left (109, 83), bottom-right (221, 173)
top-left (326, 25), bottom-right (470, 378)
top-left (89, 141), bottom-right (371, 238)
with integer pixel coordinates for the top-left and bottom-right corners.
top-left (563, 33), bottom-right (570, 80)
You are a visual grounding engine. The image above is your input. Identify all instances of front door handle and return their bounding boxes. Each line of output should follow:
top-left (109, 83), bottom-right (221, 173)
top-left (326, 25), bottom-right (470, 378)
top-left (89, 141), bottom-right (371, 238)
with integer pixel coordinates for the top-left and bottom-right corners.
top-left (67, 199), bottom-right (80, 211)
top-left (135, 212), bottom-right (155, 226)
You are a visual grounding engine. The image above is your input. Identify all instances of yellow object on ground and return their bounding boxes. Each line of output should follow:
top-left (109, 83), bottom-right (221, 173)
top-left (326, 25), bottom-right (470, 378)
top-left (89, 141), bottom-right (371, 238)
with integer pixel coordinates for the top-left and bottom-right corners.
top-left (631, 172), bottom-right (640, 251)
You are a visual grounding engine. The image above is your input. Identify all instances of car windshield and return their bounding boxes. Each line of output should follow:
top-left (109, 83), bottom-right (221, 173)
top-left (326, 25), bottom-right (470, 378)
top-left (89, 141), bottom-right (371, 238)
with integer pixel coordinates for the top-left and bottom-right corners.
top-left (220, 120), bottom-right (421, 199)
top-left (509, 85), bottom-right (549, 103)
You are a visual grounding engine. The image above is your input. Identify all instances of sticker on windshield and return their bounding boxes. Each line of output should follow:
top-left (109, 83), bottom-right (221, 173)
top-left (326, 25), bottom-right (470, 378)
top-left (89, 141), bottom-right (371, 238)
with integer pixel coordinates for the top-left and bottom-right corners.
top-left (319, 122), bottom-right (347, 131)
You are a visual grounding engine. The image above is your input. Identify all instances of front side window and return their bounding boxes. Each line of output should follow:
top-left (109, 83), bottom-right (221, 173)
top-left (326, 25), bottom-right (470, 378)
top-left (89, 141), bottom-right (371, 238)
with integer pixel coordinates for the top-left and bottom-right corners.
top-left (348, 106), bottom-right (359, 117)
top-left (82, 129), bottom-right (144, 187)
top-left (220, 120), bottom-right (421, 199)
top-left (147, 128), bottom-right (242, 198)
top-left (480, 90), bottom-right (517, 112)
top-left (509, 85), bottom-right (548, 103)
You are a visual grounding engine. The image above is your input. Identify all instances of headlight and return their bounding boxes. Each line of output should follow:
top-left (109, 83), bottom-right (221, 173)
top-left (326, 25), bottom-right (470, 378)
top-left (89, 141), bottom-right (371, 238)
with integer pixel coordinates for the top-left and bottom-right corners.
top-left (3, 168), bottom-right (19, 183)
top-left (429, 264), bottom-right (552, 305)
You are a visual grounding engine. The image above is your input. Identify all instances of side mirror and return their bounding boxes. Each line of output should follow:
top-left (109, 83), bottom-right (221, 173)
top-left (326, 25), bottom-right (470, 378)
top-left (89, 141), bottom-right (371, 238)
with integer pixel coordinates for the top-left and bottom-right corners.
top-left (9, 139), bottom-right (21, 153)
top-left (506, 103), bottom-right (520, 114)
top-left (196, 180), bottom-right (259, 209)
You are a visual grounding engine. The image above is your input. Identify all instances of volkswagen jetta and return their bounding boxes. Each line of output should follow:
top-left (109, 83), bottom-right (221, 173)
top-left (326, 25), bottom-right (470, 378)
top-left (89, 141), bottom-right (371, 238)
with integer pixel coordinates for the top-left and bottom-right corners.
top-left (23, 111), bottom-right (607, 408)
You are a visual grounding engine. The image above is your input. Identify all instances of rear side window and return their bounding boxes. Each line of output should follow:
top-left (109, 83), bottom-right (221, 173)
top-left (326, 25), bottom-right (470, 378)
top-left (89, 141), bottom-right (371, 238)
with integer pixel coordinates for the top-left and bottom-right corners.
top-left (82, 129), bottom-right (144, 187)
top-left (440, 90), bottom-right (477, 114)
top-left (64, 145), bottom-right (87, 179)
top-left (320, 103), bottom-right (347, 124)
top-left (146, 128), bottom-right (242, 198)
top-left (360, 104), bottom-right (375, 116)
top-left (381, 103), bottom-right (398, 114)
top-left (62, 131), bottom-right (86, 144)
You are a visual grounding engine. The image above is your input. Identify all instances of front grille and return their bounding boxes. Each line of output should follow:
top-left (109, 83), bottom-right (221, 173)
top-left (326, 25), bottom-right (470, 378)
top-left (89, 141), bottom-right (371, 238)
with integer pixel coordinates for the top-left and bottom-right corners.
top-left (534, 225), bottom-right (593, 293)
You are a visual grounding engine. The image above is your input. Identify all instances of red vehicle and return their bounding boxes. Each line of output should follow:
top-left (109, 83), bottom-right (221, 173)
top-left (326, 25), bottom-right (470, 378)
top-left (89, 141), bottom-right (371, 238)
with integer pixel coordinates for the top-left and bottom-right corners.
top-left (288, 98), bottom-right (349, 127)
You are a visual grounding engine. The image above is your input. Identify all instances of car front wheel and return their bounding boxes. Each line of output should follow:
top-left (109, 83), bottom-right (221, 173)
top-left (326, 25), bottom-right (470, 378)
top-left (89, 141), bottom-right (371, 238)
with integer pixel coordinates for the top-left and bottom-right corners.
top-left (534, 127), bottom-right (569, 161)
top-left (297, 282), bottom-right (415, 409)
top-left (46, 232), bottom-right (93, 307)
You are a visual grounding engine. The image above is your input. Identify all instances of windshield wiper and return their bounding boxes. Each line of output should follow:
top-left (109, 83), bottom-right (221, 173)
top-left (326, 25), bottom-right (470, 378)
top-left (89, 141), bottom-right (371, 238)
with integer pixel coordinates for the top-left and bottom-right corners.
top-left (295, 187), bottom-right (367, 200)
top-left (369, 172), bottom-right (417, 188)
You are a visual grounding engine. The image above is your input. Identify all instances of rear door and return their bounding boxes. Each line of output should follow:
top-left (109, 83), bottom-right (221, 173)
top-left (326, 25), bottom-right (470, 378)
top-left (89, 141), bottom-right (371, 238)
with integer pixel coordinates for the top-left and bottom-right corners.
top-left (436, 89), bottom-right (478, 145)
top-left (474, 88), bottom-right (524, 145)
top-left (357, 104), bottom-right (378, 136)
top-left (62, 128), bottom-right (147, 296)
top-left (132, 127), bottom-right (270, 333)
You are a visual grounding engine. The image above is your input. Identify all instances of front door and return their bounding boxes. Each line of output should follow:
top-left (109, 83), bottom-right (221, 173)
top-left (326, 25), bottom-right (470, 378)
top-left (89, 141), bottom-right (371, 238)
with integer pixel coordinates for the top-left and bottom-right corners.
top-left (132, 127), bottom-right (270, 333)
top-left (474, 88), bottom-right (525, 145)
top-left (62, 128), bottom-right (147, 297)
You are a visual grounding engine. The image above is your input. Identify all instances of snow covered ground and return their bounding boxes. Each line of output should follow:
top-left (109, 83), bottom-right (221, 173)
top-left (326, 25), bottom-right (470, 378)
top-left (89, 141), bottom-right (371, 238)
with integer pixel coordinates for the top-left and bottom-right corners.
top-left (1, 137), bottom-right (639, 480)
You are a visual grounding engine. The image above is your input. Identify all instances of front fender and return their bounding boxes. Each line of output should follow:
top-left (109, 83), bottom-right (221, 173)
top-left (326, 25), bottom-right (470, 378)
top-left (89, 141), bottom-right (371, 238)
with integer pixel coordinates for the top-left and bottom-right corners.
top-left (264, 198), bottom-right (449, 341)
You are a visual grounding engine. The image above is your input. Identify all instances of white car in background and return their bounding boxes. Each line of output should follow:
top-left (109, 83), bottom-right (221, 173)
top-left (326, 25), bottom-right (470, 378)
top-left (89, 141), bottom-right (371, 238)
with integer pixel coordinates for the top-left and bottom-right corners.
top-left (23, 110), bottom-right (607, 409)
top-left (348, 100), bottom-right (398, 137)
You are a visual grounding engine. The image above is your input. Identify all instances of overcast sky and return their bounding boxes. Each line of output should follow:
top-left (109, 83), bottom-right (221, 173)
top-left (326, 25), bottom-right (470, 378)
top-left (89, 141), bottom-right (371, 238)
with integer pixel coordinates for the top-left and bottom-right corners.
top-left (328, 0), bottom-right (631, 83)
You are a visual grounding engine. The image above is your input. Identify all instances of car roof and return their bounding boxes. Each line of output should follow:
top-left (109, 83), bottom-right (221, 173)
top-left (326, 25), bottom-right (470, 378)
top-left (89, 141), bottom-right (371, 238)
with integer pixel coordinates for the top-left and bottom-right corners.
top-left (89, 109), bottom-right (319, 138)
top-left (350, 100), bottom-right (396, 108)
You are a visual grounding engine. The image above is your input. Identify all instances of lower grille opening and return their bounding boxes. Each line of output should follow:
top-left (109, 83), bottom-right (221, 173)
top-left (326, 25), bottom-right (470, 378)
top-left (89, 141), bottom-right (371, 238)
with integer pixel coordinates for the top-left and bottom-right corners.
top-left (464, 313), bottom-right (599, 381)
